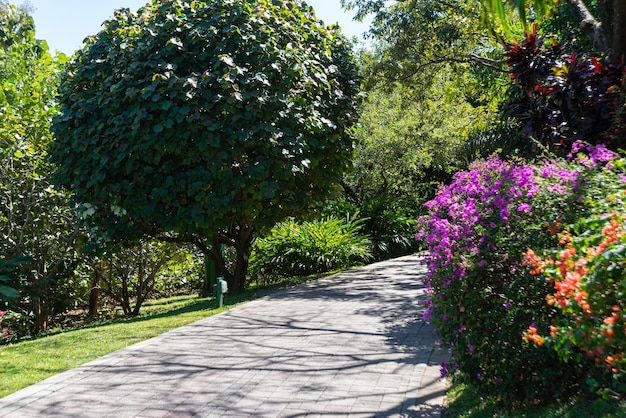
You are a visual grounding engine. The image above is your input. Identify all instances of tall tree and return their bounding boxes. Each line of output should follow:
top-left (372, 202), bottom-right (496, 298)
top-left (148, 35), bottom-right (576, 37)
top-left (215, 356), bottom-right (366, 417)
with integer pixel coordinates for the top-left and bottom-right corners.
top-left (50, 0), bottom-right (362, 292)
top-left (345, 72), bottom-right (497, 204)
top-left (0, 3), bottom-right (80, 333)
top-left (0, 1), bottom-right (34, 48)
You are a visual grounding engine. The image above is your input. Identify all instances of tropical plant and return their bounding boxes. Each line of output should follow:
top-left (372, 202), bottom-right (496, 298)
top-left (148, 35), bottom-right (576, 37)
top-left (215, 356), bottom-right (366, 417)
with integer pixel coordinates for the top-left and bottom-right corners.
top-left (249, 217), bottom-right (372, 284)
top-left (505, 26), bottom-right (625, 152)
top-left (50, 0), bottom-right (362, 293)
top-left (324, 197), bottom-right (420, 260)
top-left (480, 0), bottom-right (626, 66)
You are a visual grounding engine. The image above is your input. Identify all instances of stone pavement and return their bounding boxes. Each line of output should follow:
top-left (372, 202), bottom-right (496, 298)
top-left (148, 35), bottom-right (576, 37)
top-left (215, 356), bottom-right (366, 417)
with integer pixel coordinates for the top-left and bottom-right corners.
top-left (0, 254), bottom-right (449, 417)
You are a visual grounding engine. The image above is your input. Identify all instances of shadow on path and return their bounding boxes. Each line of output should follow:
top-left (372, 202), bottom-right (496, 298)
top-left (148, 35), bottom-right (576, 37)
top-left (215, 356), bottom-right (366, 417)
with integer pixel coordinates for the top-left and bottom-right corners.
top-left (0, 254), bottom-right (448, 417)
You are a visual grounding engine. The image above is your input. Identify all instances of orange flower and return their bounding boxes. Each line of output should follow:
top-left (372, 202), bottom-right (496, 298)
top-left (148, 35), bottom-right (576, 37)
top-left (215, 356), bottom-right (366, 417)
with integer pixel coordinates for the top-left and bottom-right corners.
top-left (604, 316), bottom-right (616, 326)
top-left (547, 219), bottom-right (562, 235)
top-left (523, 326), bottom-right (544, 346)
top-left (558, 231), bottom-right (572, 245)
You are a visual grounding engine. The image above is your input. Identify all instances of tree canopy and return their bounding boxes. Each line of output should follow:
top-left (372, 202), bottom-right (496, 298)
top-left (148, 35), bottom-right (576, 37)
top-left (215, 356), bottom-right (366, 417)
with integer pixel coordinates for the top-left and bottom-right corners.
top-left (480, 0), bottom-right (626, 65)
top-left (343, 0), bottom-right (506, 89)
top-left (0, 1), bottom-right (35, 48)
top-left (50, 0), bottom-right (362, 292)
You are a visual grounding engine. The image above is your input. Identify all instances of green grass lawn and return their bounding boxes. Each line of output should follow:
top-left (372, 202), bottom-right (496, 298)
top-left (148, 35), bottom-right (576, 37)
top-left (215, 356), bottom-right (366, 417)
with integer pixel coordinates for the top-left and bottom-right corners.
top-left (0, 270), bottom-right (332, 398)
top-left (0, 291), bottom-right (256, 398)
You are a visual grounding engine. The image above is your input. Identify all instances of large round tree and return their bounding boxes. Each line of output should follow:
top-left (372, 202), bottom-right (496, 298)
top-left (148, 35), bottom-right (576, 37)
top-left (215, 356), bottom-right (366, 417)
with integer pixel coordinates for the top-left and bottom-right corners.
top-left (50, 0), bottom-right (362, 292)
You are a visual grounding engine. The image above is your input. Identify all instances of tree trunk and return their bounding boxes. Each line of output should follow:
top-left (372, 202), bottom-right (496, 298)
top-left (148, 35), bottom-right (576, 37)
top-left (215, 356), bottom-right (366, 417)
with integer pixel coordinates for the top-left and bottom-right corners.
top-left (29, 267), bottom-right (49, 334)
top-left (591, 0), bottom-right (626, 65)
top-left (202, 254), bottom-right (219, 297)
top-left (230, 233), bottom-right (253, 293)
top-left (608, 0), bottom-right (626, 64)
top-left (87, 268), bottom-right (102, 317)
top-left (566, 0), bottom-right (610, 54)
top-left (32, 295), bottom-right (48, 334)
top-left (120, 271), bottom-right (131, 316)
top-left (210, 219), bottom-right (255, 294)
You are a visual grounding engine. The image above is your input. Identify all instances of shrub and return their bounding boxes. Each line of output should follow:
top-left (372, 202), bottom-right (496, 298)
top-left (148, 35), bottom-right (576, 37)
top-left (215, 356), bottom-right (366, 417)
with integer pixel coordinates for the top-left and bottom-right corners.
top-left (0, 310), bottom-right (31, 344)
top-left (97, 242), bottom-right (197, 317)
top-left (0, 257), bottom-right (29, 341)
top-left (417, 155), bottom-right (588, 406)
top-left (505, 25), bottom-right (625, 152)
top-left (324, 197), bottom-right (421, 261)
top-left (249, 217), bottom-right (372, 285)
top-left (523, 144), bottom-right (626, 396)
top-left (0, 257), bottom-right (24, 305)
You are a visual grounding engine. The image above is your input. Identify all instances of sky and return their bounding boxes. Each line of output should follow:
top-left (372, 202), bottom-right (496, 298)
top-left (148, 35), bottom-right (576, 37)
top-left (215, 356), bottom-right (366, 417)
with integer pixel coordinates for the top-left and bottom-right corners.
top-left (21, 0), bottom-right (371, 56)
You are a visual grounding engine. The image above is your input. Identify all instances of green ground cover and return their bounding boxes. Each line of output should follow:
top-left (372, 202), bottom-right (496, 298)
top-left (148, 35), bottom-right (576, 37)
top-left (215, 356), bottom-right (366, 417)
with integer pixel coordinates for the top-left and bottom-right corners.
top-left (0, 293), bottom-right (254, 398)
top-left (444, 378), bottom-right (626, 417)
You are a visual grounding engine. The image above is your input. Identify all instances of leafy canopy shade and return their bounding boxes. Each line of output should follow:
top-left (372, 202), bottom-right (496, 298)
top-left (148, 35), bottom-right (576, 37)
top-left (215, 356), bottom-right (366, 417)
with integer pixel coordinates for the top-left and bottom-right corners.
top-left (50, 0), bottom-right (362, 291)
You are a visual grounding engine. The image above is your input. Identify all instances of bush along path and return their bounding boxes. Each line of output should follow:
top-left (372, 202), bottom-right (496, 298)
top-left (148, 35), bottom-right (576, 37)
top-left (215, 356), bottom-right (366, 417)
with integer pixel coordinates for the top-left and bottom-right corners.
top-left (417, 142), bottom-right (625, 409)
top-left (0, 255), bottom-right (448, 417)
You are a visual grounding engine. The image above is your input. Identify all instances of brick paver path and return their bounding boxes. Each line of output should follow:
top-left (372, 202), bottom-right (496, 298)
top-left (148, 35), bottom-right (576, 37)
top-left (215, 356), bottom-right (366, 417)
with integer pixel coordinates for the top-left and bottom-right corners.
top-left (0, 254), bottom-right (448, 417)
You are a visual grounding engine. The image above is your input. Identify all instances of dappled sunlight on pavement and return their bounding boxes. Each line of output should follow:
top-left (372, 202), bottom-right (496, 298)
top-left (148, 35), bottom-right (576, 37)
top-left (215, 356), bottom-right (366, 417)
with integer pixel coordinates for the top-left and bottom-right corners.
top-left (0, 254), bottom-right (448, 417)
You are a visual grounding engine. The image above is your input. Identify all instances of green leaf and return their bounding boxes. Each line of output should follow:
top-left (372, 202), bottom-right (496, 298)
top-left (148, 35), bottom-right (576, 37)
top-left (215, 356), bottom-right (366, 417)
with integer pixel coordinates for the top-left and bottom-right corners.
top-left (0, 285), bottom-right (19, 300)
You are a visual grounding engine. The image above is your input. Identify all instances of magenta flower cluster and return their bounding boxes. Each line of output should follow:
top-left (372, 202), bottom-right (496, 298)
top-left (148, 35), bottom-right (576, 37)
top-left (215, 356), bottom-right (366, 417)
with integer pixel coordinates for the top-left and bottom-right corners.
top-left (419, 158), bottom-right (531, 325)
top-left (417, 156), bottom-right (581, 313)
top-left (416, 155), bottom-right (581, 383)
top-left (419, 158), bottom-right (538, 277)
top-left (568, 140), bottom-right (616, 169)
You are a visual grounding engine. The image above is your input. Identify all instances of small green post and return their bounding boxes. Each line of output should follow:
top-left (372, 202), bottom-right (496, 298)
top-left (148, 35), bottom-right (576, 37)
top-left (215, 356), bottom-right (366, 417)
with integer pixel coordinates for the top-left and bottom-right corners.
top-left (214, 277), bottom-right (225, 308)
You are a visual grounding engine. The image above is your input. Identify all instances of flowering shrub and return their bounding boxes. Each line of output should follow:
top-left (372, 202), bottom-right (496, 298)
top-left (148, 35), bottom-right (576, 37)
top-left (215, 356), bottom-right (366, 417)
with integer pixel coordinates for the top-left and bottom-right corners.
top-left (417, 155), bottom-right (586, 406)
top-left (522, 144), bottom-right (626, 393)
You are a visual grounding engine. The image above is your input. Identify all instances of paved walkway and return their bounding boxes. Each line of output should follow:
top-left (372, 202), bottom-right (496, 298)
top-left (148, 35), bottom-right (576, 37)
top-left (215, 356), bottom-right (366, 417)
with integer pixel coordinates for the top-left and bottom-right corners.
top-left (0, 254), bottom-right (448, 417)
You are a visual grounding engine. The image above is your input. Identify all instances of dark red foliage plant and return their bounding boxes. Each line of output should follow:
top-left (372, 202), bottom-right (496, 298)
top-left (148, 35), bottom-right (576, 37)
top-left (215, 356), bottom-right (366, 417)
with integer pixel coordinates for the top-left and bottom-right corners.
top-left (505, 24), bottom-right (626, 153)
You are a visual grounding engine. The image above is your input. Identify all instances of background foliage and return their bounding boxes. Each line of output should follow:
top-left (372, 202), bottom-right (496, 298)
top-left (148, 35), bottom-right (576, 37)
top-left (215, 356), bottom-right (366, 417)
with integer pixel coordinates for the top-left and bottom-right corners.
top-left (249, 217), bottom-right (371, 285)
top-left (0, 4), bottom-right (81, 334)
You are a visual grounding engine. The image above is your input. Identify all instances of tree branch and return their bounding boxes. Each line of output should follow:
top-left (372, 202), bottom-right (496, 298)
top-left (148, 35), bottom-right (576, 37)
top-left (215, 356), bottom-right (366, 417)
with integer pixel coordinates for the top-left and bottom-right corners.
top-left (565, 0), bottom-right (609, 53)
top-left (397, 53), bottom-right (508, 84)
